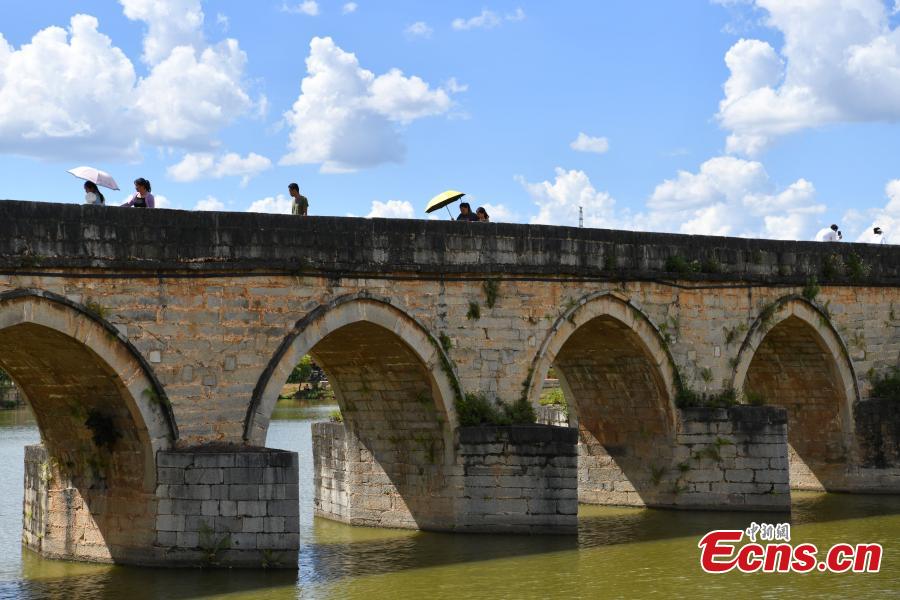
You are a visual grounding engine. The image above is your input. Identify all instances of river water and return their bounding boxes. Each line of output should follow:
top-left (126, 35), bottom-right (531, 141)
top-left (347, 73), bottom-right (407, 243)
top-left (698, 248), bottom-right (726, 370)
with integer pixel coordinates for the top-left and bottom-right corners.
top-left (0, 404), bottom-right (897, 599)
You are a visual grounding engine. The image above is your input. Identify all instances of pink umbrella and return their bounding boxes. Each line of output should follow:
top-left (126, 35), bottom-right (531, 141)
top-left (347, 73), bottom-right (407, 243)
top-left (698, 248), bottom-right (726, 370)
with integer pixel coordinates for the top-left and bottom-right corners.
top-left (66, 166), bottom-right (120, 190)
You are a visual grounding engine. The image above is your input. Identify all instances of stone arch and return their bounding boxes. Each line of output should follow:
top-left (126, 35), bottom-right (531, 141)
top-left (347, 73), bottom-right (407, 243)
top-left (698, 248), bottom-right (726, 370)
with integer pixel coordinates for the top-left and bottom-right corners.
top-left (245, 293), bottom-right (461, 529)
top-left (732, 295), bottom-right (857, 491)
top-left (246, 293), bottom-right (459, 449)
top-left (0, 289), bottom-right (176, 562)
top-left (526, 292), bottom-right (679, 506)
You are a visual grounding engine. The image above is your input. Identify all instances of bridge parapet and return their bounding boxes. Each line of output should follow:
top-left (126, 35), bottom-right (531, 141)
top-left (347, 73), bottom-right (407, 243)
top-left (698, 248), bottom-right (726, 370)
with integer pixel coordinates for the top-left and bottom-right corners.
top-left (2, 200), bottom-right (899, 286)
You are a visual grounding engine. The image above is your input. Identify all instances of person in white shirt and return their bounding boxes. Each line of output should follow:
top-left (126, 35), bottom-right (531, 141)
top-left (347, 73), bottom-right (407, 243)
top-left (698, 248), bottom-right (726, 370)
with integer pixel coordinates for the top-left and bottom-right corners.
top-left (83, 181), bottom-right (105, 205)
top-left (874, 227), bottom-right (886, 244)
top-left (814, 224), bottom-right (839, 242)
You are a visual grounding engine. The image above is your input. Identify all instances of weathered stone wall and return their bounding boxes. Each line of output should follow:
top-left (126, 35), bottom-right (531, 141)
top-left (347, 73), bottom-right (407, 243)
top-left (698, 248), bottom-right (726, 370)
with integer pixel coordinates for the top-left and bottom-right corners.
top-left (24, 444), bottom-right (299, 567)
top-left (312, 421), bottom-right (454, 530)
top-left (23, 444), bottom-right (158, 563)
top-left (455, 425), bottom-right (578, 534)
top-left (856, 399), bottom-right (900, 468)
top-left (155, 448), bottom-right (299, 568)
top-left (313, 422), bottom-right (578, 533)
top-left (672, 407), bottom-right (790, 511)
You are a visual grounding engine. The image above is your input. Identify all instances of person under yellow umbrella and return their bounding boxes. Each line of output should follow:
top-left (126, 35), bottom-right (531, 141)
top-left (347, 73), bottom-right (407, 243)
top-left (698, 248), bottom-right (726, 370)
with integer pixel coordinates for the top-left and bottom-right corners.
top-left (426, 190), bottom-right (472, 220)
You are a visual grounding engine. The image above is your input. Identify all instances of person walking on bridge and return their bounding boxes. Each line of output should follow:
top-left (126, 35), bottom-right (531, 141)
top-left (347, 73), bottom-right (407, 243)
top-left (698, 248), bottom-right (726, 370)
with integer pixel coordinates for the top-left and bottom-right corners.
top-left (121, 178), bottom-right (155, 208)
top-left (814, 224), bottom-right (839, 241)
top-left (289, 182), bottom-right (308, 216)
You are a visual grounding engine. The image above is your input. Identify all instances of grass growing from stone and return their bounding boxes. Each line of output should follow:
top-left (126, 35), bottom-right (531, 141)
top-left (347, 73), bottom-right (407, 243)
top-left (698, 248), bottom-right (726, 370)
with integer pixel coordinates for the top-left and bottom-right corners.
top-left (466, 301), bottom-right (481, 321)
top-left (456, 393), bottom-right (536, 426)
top-left (802, 276), bottom-right (821, 301)
top-left (675, 386), bottom-right (737, 409)
top-left (483, 278), bottom-right (500, 309)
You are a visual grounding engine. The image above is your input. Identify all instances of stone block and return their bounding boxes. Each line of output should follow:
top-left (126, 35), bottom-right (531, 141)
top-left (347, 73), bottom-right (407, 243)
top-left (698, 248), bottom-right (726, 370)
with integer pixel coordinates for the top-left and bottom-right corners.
top-left (237, 501), bottom-right (268, 517)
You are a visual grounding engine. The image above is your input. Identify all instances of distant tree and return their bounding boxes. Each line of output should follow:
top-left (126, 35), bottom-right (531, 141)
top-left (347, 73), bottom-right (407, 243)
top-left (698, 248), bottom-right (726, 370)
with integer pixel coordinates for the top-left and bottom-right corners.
top-left (286, 355), bottom-right (325, 384)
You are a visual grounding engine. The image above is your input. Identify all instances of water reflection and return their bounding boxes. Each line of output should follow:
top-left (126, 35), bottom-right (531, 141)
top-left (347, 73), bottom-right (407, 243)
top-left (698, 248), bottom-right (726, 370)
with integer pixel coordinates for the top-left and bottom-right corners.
top-left (0, 403), bottom-right (897, 599)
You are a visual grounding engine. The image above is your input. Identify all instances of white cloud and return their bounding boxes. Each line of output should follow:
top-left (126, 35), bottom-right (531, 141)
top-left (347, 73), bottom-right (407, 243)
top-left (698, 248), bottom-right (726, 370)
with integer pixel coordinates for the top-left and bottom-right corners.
top-left (0, 15), bottom-right (139, 160)
top-left (646, 156), bottom-right (823, 239)
top-left (167, 151), bottom-right (272, 186)
top-left (517, 168), bottom-right (619, 229)
top-left (0, 7), bottom-right (253, 160)
top-left (119, 0), bottom-right (204, 65)
top-left (248, 194), bottom-right (293, 214)
top-left (154, 194), bottom-right (171, 208)
top-left (570, 132), bottom-right (609, 154)
top-left (135, 40), bottom-right (251, 146)
top-left (280, 37), bottom-right (456, 172)
top-left (517, 157), bottom-right (824, 239)
top-left (718, 0), bottom-right (900, 155)
top-left (452, 8), bottom-right (525, 30)
top-left (194, 195), bottom-right (224, 211)
top-left (506, 8), bottom-right (526, 22)
top-left (480, 203), bottom-right (516, 222)
top-left (366, 199), bottom-right (415, 219)
top-left (444, 77), bottom-right (468, 93)
top-left (853, 179), bottom-right (900, 244)
top-left (282, 1), bottom-right (319, 16)
top-left (342, 2), bottom-right (358, 14)
top-left (405, 21), bottom-right (433, 38)
top-left (216, 13), bottom-right (229, 32)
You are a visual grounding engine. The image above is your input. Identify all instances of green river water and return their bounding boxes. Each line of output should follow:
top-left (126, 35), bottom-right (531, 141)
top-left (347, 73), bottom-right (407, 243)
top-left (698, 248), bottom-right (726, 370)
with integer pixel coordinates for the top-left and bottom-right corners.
top-left (0, 403), bottom-right (897, 599)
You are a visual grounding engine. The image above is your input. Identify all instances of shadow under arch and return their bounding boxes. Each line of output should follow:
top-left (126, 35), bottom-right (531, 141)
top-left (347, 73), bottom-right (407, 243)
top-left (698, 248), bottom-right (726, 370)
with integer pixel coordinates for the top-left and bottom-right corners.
top-left (731, 295), bottom-right (858, 491)
top-left (0, 288), bottom-right (176, 562)
top-left (525, 291), bottom-right (679, 507)
top-left (246, 293), bottom-right (462, 529)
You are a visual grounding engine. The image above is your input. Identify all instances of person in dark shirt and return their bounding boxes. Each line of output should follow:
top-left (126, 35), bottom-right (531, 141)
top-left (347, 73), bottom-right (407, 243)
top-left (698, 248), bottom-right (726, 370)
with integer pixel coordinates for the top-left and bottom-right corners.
top-left (456, 202), bottom-right (479, 221)
top-left (289, 182), bottom-right (308, 216)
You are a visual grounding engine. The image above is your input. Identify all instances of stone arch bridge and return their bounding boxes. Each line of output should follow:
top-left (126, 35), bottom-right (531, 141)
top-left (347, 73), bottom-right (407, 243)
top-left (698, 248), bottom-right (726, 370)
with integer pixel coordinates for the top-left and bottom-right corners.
top-left (1, 200), bottom-right (899, 567)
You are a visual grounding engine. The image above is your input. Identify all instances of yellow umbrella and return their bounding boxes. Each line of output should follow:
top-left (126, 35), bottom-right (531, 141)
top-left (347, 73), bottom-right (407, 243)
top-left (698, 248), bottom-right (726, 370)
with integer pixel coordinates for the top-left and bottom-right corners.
top-left (426, 190), bottom-right (465, 219)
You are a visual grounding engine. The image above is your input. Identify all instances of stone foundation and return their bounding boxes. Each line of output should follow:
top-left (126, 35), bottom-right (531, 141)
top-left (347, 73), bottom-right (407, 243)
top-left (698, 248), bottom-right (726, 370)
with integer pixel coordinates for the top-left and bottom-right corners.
top-left (844, 399), bottom-right (900, 492)
top-left (670, 406), bottom-right (790, 511)
top-left (313, 422), bottom-right (578, 534)
top-left (24, 444), bottom-right (299, 568)
top-left (455, 425), bottom-right (578, 533)
top-left (154, 447), bottom-right (299, 567)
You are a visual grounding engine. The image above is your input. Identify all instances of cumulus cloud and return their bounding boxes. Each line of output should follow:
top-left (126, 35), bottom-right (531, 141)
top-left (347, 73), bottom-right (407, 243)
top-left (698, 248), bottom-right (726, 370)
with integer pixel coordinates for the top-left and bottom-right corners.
top-left (342, 2), bottom-right (358, 14)
top-left (194, 195), bottom-right (224, 211)
top-left (366, 199), bottom-right (415, 219)
top-left (517, 168), bottom-right (620, 228)
top-left (247, 194), bottom-right (293, 214)
top-left (405, 22), bottom-right (433, 38)
top-left (135, 39), bottom-right (251, 146)
top-left (280, 37), bottom-right (456, 172)
top-left (517, 157), bottom-right (824, 239)
top-left (0, 6), bottom-right (254, 160)
top-left (852, 180), bottom-right (900, 244)
top-left (282, 1), bottom-right (319, 16)
top-left (119, 0), bottom-right (204, 65)
top-left (167, 151), bottom-right (272, 185)
top-left (718, 0), bottom-right (900, 155)
top-left (570, 132), bottom-right (609, 154)
top-left (0, 15), bottom-right (139, 160)
top-left (645, 156), bottom-right (823, 239)
top-left (452, 8), bottom-right (525, 30)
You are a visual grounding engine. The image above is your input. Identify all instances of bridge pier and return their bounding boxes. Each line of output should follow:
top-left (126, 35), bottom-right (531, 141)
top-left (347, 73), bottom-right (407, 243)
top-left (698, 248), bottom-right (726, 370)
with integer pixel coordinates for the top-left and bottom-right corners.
top-left (313, 422), bottom-right (578, 533)
top-left (538, 406), bottom-right (792, 511)
top-left (24, 445), bottom-right (300, 568)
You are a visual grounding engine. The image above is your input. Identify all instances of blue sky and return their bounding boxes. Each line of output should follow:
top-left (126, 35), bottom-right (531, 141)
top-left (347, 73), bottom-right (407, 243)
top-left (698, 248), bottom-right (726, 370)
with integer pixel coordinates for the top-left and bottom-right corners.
top-left (2, 1), bottom-right (900, 242)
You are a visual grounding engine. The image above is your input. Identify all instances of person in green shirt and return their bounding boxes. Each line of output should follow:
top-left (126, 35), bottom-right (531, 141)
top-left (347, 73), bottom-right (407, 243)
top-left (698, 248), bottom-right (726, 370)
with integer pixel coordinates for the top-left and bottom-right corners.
top-left (289, 182), bottom-right (309, 216)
